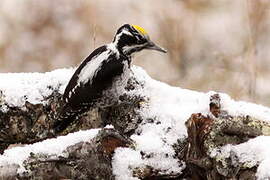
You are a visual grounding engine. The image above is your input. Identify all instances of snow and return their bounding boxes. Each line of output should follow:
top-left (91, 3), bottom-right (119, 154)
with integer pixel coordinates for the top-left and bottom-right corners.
top-left (112, 148), bottom-right (143, 180)
top-left (0, 128), bottom-right (100, 173)
top-left (112, 66), bottom-right (270, 180)
top-left (257, 158), bottom-right (270, 180)
top-left (113, 67), bottom-right (210, 180)
top-left (1, 66), bottom-right (270, 178)
top-left (218, 92), bottom-right (270, 123)
top-left (210, 136), bottom-right (270, 180)
top-left (0, 68), bottom-right (74, 108)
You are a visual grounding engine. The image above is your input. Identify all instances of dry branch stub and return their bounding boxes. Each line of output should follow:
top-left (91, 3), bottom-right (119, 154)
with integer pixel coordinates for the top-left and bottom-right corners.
top-left (184, 93), bottom-right (270, 179)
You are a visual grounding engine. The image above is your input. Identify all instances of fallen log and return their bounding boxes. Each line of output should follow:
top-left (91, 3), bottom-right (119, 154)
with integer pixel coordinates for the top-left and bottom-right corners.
top-left (1, 66), bottom-right (270, 179)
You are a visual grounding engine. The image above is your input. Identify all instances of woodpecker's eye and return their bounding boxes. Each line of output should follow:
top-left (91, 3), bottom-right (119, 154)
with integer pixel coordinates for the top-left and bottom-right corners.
top-left (112, 24), bottom-right (166, 55)
top-left (132, 33), bottom-right (144, 43)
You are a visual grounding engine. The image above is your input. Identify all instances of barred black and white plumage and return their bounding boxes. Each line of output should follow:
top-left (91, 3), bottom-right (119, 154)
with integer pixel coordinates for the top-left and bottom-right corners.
top-left (54, 24), bottom-right (166, 133)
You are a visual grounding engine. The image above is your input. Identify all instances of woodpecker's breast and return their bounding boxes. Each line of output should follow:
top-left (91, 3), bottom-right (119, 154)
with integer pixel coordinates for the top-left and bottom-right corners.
top-left (104, 60), bottom-right (130, 96)
top-left (85, 56), bottom-right (131, 108)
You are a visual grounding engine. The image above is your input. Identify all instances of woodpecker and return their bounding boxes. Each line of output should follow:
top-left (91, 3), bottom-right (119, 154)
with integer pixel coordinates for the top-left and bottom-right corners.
top-left (54, 24), bottom-right (166, 133)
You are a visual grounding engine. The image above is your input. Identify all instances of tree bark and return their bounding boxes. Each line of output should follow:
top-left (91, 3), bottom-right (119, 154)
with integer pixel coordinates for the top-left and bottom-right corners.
top-left (0, 129), bottom-right (132, 180)
top-left (183, 94), bottom-right (270, 180)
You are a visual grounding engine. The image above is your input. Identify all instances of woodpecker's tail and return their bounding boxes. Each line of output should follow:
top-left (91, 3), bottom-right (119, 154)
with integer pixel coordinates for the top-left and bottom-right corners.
top-left (53, 105), bottom-right (88, 134)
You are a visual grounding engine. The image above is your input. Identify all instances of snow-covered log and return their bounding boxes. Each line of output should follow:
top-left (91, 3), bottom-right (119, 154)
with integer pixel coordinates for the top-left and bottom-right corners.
top-left (0, 68), bottom-right (144, 153)
top-left (1, 66), bottom-right (270, 179)
top-left (0, 69), bottom-right (99, 153)
top-left (185, 94), bottom-right (270, 179)
top-left (0, 127), bottom-right (131, 179)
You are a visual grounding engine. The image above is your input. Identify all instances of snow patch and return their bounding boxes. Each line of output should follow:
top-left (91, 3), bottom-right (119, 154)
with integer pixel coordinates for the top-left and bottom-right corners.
top-left (112, 148), bottom-right (143, 180)
top-left (210, 136), bottom-right (270, 180)
top-left (257, 158), bottom-right (270, 180)
top-left (218, 92), bottom-right (270, 123)
top-left (112, 66), bottom-right (209, 179)
top-left (0, 128), bottom-right (100, 173)
top-left (0, 68), bottom-right (74, 108)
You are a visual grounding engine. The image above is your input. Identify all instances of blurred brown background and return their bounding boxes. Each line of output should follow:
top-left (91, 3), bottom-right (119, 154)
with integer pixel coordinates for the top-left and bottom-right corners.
top-left (0, 0), bottom-right (270, 105)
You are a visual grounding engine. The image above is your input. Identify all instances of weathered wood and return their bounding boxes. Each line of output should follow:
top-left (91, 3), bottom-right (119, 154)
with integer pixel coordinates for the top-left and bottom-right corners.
top-left (0, 129), bottom-right (132, 180)
top-left (183, 94), bottom-right (270, 179)
top-left (0, 91), bottom-right (100, 153)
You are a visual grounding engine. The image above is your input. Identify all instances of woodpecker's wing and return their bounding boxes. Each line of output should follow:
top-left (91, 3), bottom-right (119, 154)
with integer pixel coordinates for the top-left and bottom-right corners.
top-left (63, 45), bottom-right (125, 108)
top-left (64, 45), bottom-right (107, 100)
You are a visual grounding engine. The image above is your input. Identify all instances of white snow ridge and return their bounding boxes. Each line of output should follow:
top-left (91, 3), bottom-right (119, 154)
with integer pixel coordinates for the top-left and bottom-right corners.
top-left (0, 129), bottom-right (100, 173)
top-left (0, 68), bottom-right (74, 108)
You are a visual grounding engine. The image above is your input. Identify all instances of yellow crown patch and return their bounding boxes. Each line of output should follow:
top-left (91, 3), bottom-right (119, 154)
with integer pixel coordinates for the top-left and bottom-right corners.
top-left (132, 25), bottom-right (148, 35)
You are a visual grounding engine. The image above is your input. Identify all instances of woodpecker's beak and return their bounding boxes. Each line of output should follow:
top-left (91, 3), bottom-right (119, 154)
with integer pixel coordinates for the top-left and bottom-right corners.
top-left (146, 40), bottom-right (167, 53)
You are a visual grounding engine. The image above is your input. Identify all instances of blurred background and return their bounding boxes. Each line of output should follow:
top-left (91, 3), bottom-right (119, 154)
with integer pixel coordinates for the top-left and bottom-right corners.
top-left (0, 0), bottom-right (270, 105)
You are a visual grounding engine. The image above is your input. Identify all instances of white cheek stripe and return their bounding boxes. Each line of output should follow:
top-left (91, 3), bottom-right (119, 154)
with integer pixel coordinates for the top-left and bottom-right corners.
top-left (122, 43), bottom-right (147, 54)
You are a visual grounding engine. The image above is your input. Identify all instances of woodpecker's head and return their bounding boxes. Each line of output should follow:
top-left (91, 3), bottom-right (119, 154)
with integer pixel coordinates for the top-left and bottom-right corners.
top-left (113, 24), bottom-right (167, 56)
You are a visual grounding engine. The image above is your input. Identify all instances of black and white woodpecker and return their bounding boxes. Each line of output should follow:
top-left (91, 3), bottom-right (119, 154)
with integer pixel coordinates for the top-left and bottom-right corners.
top-left (54, 24), bottom-right (166, 133)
